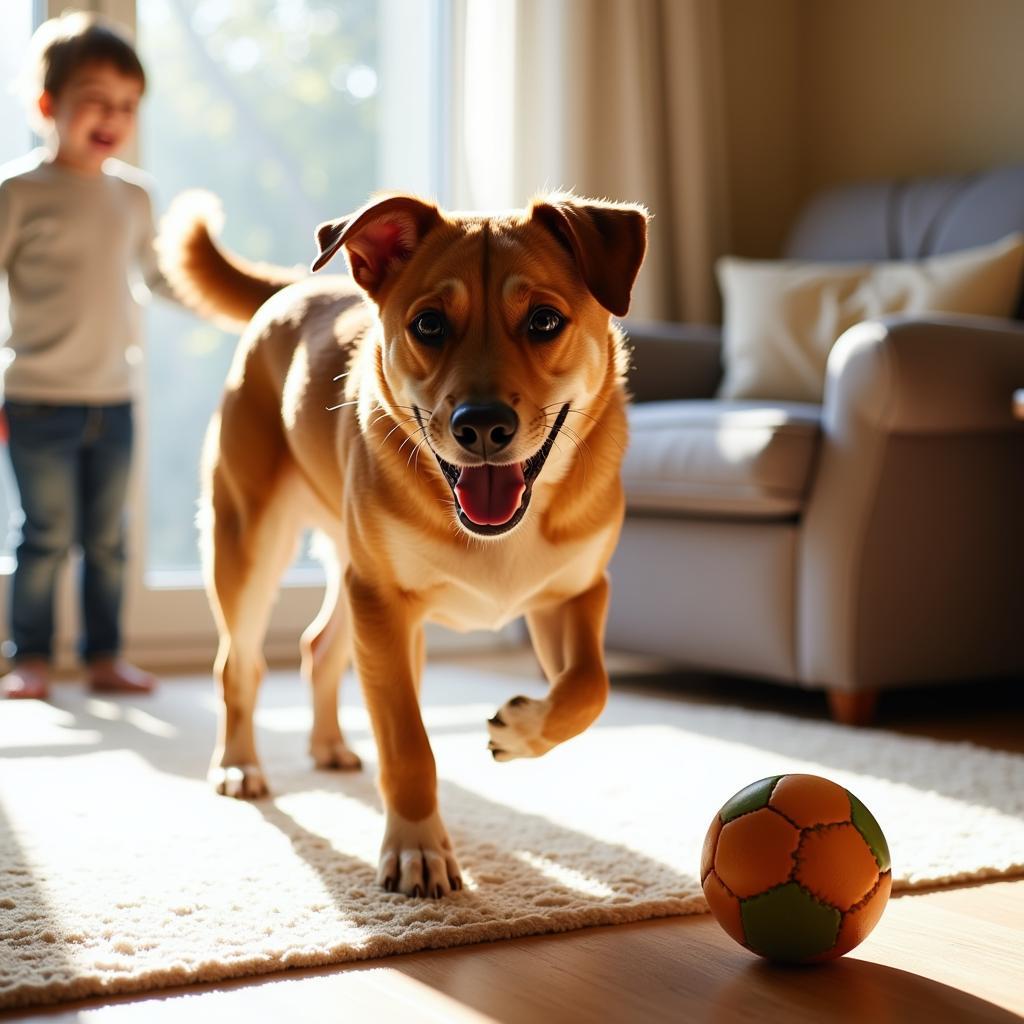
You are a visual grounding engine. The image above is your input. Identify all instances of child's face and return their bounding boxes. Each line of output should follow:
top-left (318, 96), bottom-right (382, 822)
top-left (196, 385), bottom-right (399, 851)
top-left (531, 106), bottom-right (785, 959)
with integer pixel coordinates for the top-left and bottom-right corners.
top-left (40, 62), bottom-right (143, 173)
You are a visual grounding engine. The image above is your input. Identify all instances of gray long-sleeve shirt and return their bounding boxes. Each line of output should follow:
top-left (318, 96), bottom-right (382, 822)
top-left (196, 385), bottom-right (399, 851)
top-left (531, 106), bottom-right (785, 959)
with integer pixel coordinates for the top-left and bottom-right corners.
top-left (0, 150), bottom-right (173, 404)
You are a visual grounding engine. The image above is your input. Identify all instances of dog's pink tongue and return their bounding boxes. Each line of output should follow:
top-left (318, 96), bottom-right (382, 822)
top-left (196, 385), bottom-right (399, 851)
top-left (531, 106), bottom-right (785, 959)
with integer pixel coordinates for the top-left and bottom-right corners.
top-left (455, 463), bottom-right (526, 526)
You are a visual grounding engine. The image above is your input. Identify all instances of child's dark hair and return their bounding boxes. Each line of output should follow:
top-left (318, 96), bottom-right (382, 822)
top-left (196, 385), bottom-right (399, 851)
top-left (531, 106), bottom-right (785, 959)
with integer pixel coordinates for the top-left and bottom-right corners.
top-left (23, 11), bottom-right (145, 129)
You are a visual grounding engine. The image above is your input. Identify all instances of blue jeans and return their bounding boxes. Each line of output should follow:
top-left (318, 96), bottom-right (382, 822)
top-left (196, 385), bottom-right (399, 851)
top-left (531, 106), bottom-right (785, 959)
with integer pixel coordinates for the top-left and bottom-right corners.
top-left (3, 401), bottom-right (133, 664)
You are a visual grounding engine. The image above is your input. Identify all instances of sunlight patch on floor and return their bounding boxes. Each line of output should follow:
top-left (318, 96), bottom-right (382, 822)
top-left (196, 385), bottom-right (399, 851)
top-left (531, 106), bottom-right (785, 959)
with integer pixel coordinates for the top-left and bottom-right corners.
top-left (85, 698), bottom-right (179, 739)
top-left (56, 966), bottom-right (496, 1022)
top-left (0, 701), bottom-right (102, 749)
top-left (270, 789), bottom-right (382, 870)
top-left (516, 851), bottom-right (617, 899)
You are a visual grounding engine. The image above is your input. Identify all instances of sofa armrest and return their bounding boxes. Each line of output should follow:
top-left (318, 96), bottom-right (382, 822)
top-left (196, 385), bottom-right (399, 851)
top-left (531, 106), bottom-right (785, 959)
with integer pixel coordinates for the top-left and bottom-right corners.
top-left (619, 320), bottom-right (723, 402)
top-left (797, 312), bottom-right (1024, 694)
top-left (825, 314), bottom-right (1024, 434)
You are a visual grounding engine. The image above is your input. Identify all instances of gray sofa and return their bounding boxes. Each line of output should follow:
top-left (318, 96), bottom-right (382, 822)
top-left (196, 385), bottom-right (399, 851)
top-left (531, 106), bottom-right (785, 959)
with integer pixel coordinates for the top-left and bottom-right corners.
top-left (606, 166), bottom-right (1024, 723)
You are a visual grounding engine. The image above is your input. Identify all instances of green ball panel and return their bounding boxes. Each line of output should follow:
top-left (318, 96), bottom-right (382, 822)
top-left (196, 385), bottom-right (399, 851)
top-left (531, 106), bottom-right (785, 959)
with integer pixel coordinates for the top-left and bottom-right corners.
top-left (720, 776), bottom-right (783, 823)
top-left (847, 791), bottom-right (891, 872)
top-left (740, 883), bottom-right (841, 962)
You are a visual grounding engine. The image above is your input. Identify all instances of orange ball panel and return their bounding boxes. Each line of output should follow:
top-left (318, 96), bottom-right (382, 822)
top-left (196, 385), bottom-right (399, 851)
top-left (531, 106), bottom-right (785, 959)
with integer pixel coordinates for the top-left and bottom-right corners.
top-left (795, 824), bottom-right (880, 911)
top-left (815, 871), bottom-right (892, 961)
top-left (769, 774), bottom-right (851, 828)
top-left (701, 815), bottom-right (722, 882)
top-left (715, 808), bottom-right (799, 898)
top-left (703, 871), bottom-right (746, 947)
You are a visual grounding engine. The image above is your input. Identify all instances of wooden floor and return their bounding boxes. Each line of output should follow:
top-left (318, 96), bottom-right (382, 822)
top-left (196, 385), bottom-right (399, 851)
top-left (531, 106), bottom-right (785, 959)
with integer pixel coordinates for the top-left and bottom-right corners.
top-left (3, 652), bottom-right (1022, 1023)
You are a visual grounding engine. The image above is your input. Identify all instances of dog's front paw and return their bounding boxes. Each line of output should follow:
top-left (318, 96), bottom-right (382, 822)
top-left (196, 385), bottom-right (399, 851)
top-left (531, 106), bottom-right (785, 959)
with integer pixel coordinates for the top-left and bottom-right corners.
top-left (310, 735), bottom-right (363, 771)
top-left (378, 810), bottom-right (463, 898)
top-left (209, 763), bottom-right (270, 799)
top-left (487, 695), bottom-right (555, 761)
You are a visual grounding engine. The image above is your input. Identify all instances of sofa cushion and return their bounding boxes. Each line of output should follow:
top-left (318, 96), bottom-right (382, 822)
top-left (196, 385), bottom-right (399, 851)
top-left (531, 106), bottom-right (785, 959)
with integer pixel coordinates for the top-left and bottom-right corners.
top-left (717, 233), bottom-right (1024, 403)
top-left (784, 166), bottom-right (1024, 265)
top-left (623, 400), bottom-right (821, 519)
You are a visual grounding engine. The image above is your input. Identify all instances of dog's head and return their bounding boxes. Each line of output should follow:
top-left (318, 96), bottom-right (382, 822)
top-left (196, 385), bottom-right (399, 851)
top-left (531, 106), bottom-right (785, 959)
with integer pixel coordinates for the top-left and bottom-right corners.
top-left (312, 192), bottom-right (648, 538)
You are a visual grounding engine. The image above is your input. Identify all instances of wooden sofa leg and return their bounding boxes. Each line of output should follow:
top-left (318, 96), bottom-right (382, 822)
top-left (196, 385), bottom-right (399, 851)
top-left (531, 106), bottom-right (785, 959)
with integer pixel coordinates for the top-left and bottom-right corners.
top-left (827, 688), bottom-right (879, 726)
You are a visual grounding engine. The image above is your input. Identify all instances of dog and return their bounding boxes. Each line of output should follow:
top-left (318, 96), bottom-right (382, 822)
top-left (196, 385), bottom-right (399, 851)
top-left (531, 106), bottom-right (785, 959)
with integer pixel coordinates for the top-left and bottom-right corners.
top-left (157, 190), bottom-right (648, 897)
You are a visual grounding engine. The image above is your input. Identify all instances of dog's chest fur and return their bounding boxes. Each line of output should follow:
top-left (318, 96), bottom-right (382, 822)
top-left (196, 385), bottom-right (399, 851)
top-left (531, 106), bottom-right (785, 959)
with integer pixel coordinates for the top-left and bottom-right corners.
top-left (382, 513), bottom-right (615, 632)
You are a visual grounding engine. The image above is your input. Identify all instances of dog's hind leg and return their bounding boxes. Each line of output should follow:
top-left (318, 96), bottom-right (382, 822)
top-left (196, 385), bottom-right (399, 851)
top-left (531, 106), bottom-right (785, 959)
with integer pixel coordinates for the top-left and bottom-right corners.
top-left (205, 457), bottom-right (303, 799)
top-left (489, 574), bottom-right (611, 761)
top-left (301, 540), bottom-right (361, 770)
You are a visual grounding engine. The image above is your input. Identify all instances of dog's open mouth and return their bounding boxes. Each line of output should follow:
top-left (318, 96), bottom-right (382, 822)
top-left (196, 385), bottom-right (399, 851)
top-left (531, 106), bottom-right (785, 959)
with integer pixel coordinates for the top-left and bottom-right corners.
top-left (418, 404), bottom-right (569, 537)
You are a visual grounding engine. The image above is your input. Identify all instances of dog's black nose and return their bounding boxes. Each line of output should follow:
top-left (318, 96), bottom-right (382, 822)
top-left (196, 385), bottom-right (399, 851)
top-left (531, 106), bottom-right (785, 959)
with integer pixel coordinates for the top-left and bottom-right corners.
top-left (450, 402), bottom-right (519, 456)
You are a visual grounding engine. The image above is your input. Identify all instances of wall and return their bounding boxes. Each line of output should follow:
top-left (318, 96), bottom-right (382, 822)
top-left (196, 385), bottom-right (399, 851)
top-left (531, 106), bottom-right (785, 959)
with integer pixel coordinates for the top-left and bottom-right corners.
top-left (801, 0), bottom-right (1024, 193)
top-left (721, 0), bottom-right (801, 259)
top-left (721, 0), bottom-right (1024, 258)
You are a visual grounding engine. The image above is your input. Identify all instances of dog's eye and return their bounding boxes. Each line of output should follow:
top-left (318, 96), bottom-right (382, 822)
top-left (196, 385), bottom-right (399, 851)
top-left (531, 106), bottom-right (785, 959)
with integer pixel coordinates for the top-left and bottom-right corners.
top-left (410, 311), bottom-right (447, 346)
top-left (527, 306), bottom-right (565, 340)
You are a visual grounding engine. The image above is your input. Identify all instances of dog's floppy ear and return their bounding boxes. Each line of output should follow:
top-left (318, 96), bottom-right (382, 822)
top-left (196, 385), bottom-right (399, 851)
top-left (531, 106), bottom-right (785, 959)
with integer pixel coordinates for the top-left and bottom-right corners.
top-left (312, 195), bottom-right (442, 297)
top-left (530, 194), bottom-right (649, 317)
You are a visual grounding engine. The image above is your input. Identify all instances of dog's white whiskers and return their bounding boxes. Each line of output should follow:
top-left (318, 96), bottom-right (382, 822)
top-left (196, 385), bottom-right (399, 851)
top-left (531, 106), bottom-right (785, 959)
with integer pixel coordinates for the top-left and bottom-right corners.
top-left (367, 405), bottom-right (433, 431)
top-left (396, 424), bottom-right (429, 456)
top-left (541, 399), bottom-right (621, 440)
top-left (379, 417), bottom-right (418, 448)
top-left (560, 429), bottom-right (592, 483)
top-left (555, 421), bottom-right (595, 476)
top-left (559, 421), bottom-right (594, 458)
top-left (567, 408), bottom-right (602, 426)
top-left (369, 411), bottom-right (399, 429)
top-left (541, 433), bottom-right (583, 480)
top-left (559, 425), bottom-right (588, 451)
top-left (405, 437), bottom-right (429, 469)
top-left (545, 406), bottom-right (625, 455)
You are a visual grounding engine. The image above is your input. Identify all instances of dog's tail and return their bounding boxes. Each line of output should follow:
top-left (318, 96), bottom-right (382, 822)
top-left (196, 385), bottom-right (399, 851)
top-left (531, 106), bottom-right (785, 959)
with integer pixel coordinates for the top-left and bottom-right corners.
top-left (157, 190), bottom-right (305, 328)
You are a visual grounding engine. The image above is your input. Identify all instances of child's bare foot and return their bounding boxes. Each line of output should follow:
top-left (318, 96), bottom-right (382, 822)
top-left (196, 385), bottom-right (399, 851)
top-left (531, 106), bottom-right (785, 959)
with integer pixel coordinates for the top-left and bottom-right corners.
top-left (2, 659), bottom-right (50, 700)
top-left (88, 658), bottom-right (157, 694)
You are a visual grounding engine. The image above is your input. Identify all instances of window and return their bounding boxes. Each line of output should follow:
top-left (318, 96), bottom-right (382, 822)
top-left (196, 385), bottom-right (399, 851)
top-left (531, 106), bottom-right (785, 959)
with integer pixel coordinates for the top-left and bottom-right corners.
top-left (126, 0), bottom-right (449, 659)
top-left (0, 1), bottom-right (38, 574)
top-left (138, 0), bottom-right (448, 578)
top-left (0, 0), bottom-right (450, 664)
top-left (0, 5), bottom-right (35, 164)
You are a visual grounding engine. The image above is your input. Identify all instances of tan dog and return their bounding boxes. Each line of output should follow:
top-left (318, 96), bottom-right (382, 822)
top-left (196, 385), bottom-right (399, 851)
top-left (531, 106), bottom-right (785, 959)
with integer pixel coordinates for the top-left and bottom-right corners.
top-left (158, 191), bottom-right (648, 897)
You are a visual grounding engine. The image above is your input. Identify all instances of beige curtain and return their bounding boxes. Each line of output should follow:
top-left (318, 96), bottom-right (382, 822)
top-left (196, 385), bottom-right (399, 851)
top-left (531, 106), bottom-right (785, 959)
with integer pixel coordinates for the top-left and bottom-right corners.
top-left (450, 0), bottom-right (730, 323)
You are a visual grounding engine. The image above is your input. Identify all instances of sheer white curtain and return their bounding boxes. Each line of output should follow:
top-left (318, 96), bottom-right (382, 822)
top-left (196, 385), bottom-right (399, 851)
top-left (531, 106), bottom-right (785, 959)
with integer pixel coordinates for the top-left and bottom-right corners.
top-left (449, 0), bottom-right (730, 322)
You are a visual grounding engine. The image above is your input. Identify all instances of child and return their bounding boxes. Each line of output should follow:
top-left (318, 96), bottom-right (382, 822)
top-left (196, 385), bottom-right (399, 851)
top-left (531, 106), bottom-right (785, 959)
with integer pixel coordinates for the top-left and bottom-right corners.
top-left (0, 11), bottom-right (173, 699)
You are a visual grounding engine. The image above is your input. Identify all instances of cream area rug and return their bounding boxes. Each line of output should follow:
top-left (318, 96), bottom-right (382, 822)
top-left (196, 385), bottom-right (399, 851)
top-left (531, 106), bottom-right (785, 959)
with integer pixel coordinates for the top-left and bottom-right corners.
top-left (2, 660), bottom-right (1023, 1010)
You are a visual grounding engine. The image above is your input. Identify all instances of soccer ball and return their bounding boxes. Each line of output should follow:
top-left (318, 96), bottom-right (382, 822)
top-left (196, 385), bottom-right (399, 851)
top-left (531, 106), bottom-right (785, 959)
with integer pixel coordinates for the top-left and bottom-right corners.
top-left (701, 773), bottom-right (891, 962)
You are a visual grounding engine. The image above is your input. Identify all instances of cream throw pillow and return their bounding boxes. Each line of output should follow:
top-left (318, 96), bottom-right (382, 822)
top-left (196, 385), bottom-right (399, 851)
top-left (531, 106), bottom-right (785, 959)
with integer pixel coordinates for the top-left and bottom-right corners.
top-left (717, 233), bottom-right (1024, 402)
